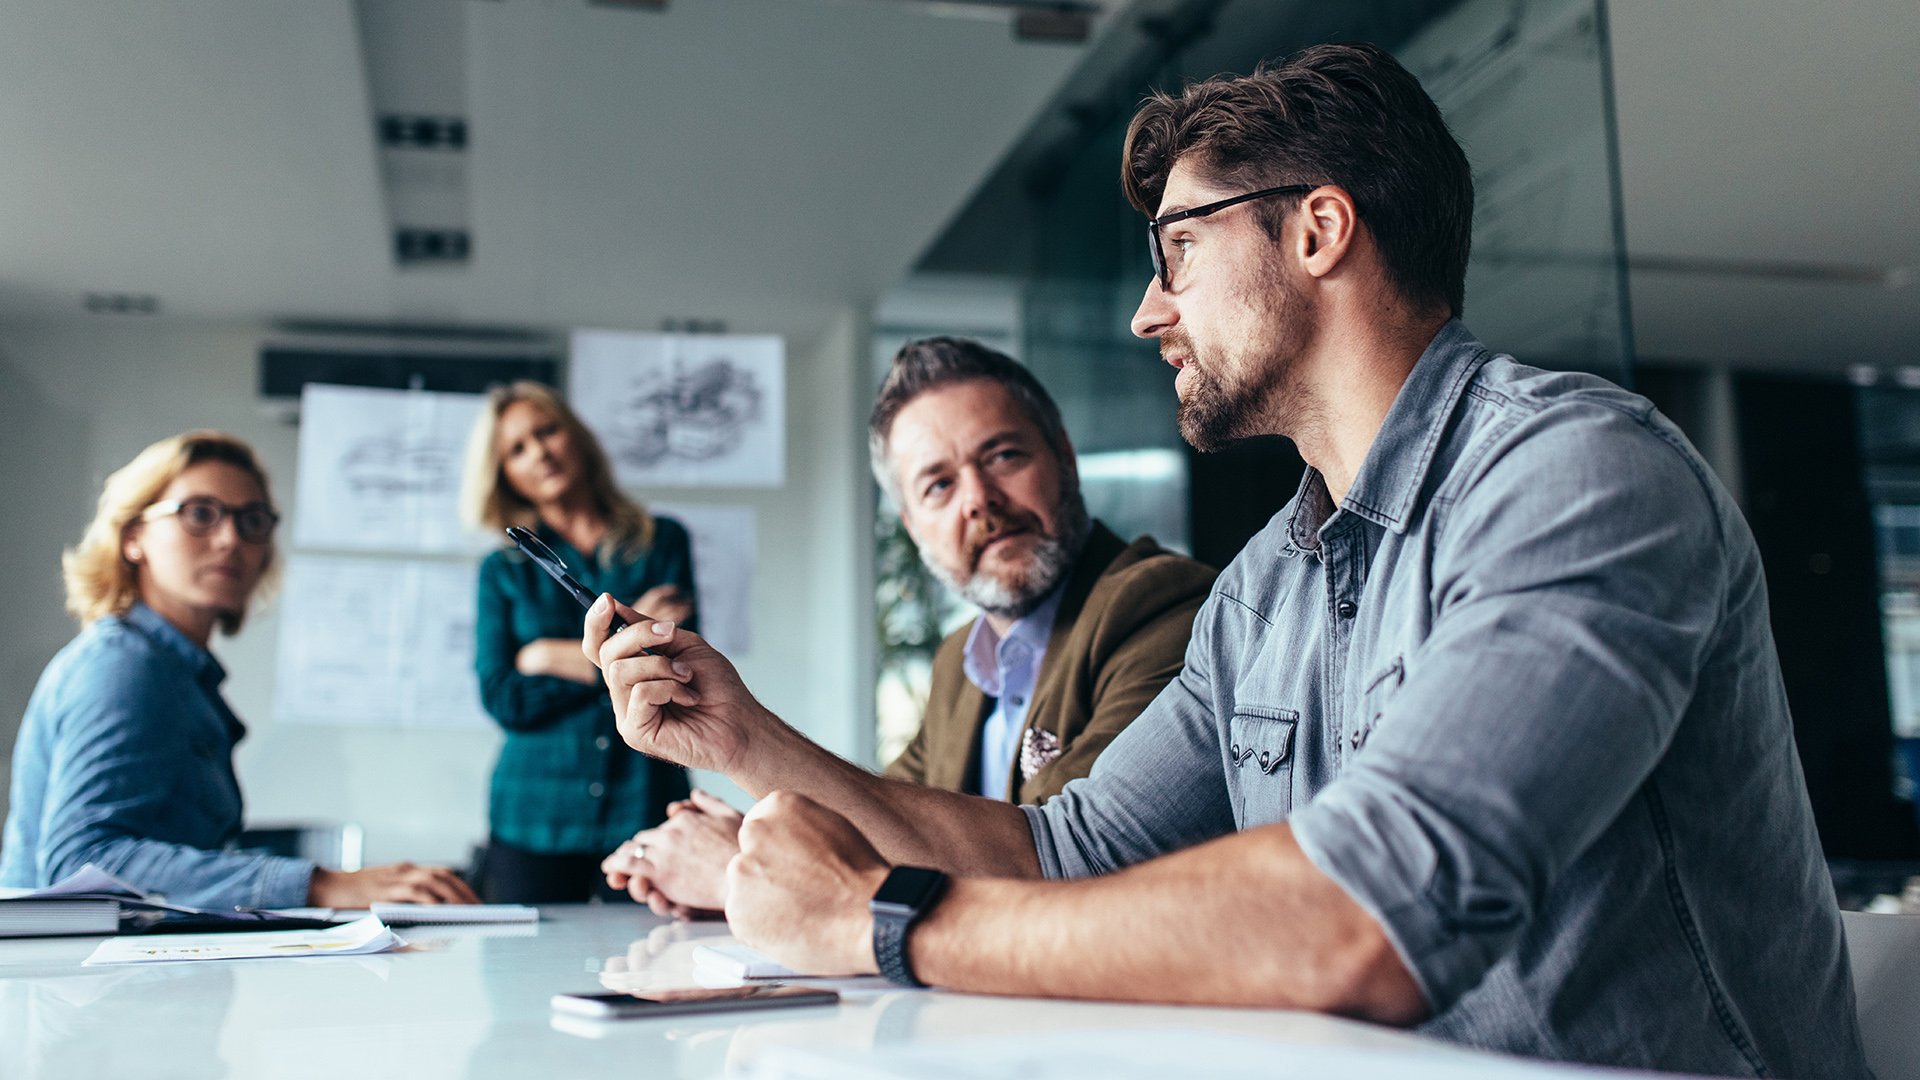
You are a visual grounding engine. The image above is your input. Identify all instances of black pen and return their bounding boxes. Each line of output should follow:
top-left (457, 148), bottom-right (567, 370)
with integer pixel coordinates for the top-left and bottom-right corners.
top-left (504, 526), bottom-right (643, 646)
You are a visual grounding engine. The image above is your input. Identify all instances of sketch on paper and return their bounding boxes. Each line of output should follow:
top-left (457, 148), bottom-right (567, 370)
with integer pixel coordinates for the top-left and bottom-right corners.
top-left (273, 555), bottom-right (490, 729)
top-left (651, 503), bottom-right (755, 656)
top-left (293, 384), bottom-right (491, 554)
top-left (569, 331), bottom-right (785, 488)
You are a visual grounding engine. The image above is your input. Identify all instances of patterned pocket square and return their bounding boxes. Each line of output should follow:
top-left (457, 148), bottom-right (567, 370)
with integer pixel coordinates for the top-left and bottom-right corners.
top-left (1019, 727), bottom-right (1063, 781)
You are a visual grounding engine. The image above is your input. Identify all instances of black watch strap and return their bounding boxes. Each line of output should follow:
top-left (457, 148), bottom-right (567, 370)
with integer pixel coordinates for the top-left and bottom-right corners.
top-left (872, 908), bottom-right (924, 987)
top-left (870, 866), bottom-right (948, 988)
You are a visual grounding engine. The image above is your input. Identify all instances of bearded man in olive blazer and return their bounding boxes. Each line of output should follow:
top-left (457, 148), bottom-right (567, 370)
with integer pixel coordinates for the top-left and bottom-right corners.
top-left (600, 336), bottom-right (1214, 913)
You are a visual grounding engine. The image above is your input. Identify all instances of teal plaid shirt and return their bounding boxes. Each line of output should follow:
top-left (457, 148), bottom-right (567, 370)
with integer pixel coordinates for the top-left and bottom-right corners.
top-left (474, 518), bottom-right (694, 855)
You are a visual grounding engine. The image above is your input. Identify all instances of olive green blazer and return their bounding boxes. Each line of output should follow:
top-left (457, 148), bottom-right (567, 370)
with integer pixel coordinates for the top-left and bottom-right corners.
top-left (884, 521), bottom-right (1217, 804)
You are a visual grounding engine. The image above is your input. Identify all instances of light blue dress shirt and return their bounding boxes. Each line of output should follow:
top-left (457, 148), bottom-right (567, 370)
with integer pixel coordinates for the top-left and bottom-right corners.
top-left (961, 584), bottom-right (1067, 800)
top-left (0, 603), bottom-right (312, 909)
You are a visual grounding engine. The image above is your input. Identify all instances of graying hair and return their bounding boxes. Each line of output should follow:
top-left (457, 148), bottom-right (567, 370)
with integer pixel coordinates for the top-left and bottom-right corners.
top-left (868, 337), bottom-right (1073, 505)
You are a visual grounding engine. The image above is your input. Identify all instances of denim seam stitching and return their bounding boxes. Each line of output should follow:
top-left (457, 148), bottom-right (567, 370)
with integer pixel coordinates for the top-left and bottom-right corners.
top-left (1213, 592), bottom-right (1274, 627)
top-left (1645, 778), bottom-right (1770, 1077)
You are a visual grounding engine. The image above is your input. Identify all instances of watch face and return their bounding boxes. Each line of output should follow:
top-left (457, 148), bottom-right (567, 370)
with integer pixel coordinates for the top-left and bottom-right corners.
top-left (873, 866), bottom-right (946, 909)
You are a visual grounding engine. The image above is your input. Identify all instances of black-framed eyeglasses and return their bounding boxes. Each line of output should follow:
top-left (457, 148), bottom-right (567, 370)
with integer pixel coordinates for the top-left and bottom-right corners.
top-left (1147, 184), bottom-right (1319, 293)
top-left (143, 496), bottom-right (280, 544)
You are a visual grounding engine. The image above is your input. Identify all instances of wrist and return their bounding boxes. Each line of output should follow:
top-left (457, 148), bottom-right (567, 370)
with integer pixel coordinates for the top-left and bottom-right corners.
top-left (515, 640), bottom-right (553, 677)
top-left (306, 867), bottom-right (338, 906)
top-left (855, 864), bottom-right (891, 974)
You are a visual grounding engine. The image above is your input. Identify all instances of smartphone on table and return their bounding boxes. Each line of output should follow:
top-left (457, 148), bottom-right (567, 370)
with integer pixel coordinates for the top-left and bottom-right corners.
top-left (550, 985), bottom-right (839, 1020)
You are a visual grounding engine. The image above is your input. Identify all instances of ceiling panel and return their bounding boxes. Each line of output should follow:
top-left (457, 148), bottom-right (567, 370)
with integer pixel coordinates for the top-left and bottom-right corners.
top-left (1609, 0), bottom-right (1920, 368)
top-left (0, 0), bottom-right (1095, 344)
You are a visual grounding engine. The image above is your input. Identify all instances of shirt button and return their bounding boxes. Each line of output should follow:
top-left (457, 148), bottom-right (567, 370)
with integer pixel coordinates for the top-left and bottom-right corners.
top-left (1010, 697), bottom-right (1024, 706)
top-left (1336, 600), bottom-right (1357, 619)
top-left (588, 782), bottom-right (605, 798)
top-left (596, 736), bottom-right (611, 750)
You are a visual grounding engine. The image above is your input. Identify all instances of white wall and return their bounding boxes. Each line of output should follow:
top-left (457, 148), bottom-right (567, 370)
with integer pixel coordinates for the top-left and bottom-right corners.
top-left (0, 313), bottom-right (874, 867)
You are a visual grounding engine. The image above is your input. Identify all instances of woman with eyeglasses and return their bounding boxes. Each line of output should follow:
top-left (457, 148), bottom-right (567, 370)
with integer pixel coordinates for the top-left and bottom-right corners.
top-left (0, 431), bottom-right (477, 908)
top-left (461, 382), bottom-right (696, 903)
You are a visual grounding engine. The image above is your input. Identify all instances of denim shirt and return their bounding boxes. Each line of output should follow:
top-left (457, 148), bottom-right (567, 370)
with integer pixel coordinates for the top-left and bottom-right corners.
top-left (1024, 322), bottom-right (1868, 1077)
top-left (962, 584), bottom-right (1067, 801)
top-left (0, 604), bottom-right (312, 909)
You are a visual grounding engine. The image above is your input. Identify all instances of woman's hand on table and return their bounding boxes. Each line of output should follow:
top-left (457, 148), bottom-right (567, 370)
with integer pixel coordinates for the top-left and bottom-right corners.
top-left (515, 638), bottom-right (603, 685)
top-left (308, 863), bottom-right (479, 907)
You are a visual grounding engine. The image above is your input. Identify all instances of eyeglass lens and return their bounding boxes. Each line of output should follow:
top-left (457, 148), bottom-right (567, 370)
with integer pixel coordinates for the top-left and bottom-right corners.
top-left (176, 497), bottom-right (277, 543)
top-left (1148, 224), bottom-right (1169, 290)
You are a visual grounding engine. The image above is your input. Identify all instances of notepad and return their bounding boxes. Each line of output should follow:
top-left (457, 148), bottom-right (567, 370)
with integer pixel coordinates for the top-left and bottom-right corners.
top-left (0, 899), bottom-right (122, 937)
top-left (693, 943), bottom-right (802, 979)
top-left (368, 903), bottom-right (538, 926)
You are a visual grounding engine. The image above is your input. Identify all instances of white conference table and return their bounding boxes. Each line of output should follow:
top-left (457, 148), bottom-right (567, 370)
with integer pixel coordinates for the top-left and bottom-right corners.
top-left (0, 904), bottom-right (1519, 1080)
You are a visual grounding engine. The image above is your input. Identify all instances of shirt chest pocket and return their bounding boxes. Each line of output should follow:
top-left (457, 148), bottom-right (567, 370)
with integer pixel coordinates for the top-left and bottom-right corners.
top-left (1226, 708), bottom-right (1298, 829)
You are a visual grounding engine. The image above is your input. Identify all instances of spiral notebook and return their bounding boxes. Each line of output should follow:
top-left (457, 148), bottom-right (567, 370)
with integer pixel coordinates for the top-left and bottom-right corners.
top-left (368, 903), bottom-right (538, 925)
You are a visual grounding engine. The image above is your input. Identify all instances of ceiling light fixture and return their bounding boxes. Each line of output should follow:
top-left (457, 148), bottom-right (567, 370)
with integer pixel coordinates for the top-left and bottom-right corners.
top-left (878, 0), bottom-right (1106, 44)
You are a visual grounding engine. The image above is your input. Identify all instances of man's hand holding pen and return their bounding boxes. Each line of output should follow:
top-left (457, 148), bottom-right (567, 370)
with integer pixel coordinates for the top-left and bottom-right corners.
top-left (583, 593), bottom-right (783, 776)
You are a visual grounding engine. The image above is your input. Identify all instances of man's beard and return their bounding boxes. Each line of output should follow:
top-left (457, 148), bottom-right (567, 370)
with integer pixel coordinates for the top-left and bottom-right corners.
top-left (1171, 264), bottom-right (1317, 453)
top-left (925, 487), bottom-right (1091, 621)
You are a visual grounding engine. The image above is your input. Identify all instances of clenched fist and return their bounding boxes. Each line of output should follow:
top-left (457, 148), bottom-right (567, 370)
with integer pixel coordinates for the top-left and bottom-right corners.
top-left (724, 791), bottom-right (891, 977)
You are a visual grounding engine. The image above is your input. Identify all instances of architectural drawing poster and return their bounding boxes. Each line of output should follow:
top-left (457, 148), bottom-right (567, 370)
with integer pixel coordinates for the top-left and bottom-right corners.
top-left (568, 331), bottom-right (785, 487)
top-left (651, 503), bottom-right (755, 656)
top-left (293, 384), bottom-right (490, 554)
top-left (273, 555), bottom-right (491, 728)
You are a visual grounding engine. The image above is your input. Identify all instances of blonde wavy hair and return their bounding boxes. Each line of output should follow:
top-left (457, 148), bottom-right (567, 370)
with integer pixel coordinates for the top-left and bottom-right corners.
top-left (63, 431), bottom-right (280, 635)
top-left (460, 381), bottom-right (654, 559)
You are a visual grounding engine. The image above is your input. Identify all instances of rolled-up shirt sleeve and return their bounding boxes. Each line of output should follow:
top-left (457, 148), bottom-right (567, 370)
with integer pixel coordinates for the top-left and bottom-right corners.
top-left (1289, 403), bottom-right (1726, 1012)
top-left (1024, 597), bottom-right (1237, 879)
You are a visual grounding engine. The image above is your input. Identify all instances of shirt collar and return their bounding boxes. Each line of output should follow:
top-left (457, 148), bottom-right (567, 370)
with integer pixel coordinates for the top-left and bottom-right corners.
top-left (1286, 319), bottom-right (1492, 545)
top-left (123, 602), bottom-right (227, 689)
top-left (961, 580), bottom-right (1069, 698)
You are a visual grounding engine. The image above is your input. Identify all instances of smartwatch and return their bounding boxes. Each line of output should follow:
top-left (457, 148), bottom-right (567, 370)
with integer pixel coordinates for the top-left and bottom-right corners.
top-left (869, 865), bottom-right (949, 988)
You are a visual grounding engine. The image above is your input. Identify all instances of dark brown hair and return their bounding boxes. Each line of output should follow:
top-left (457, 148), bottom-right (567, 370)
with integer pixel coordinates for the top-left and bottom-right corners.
top-left (1123, 42), bottom-right (1473, 317)
top-left (868, 337), bottom-right (1071, 503)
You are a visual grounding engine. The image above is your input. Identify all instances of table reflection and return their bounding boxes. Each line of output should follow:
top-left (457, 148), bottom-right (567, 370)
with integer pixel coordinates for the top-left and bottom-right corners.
top-left (1, 964), bottom-right (232, 1080)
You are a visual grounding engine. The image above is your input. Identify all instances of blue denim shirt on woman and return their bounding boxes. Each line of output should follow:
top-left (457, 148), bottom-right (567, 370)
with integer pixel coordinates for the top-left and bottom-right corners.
top-left (0, 603), bottom-right (312, 908)
top-left (1024, 321), bottom-right (1868, 1077)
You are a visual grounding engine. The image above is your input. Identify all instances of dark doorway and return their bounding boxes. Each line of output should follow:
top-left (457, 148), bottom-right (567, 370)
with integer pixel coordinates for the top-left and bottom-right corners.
top-left (1736, 374), bottom-right (1920, 859)
top-left (1187, 435), bottom-right (1307, 571)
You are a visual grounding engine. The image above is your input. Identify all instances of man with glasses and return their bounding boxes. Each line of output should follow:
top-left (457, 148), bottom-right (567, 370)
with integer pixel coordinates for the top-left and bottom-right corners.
top-left (584, 43), bottom-right (1867, 1077)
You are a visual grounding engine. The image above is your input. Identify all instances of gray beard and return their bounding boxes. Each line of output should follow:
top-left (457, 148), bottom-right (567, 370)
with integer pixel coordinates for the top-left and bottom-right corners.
top-left (926, 493), bottom-right (1091, 620)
